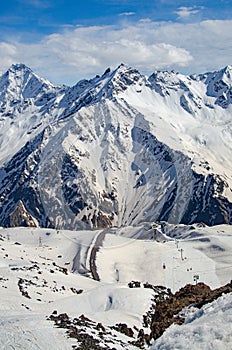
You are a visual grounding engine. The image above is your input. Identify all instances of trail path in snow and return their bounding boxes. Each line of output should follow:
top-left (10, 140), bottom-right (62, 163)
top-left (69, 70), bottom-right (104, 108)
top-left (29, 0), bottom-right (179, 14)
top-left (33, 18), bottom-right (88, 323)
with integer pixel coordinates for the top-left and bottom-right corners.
top-left (89, 230), bottom-right (107, 281)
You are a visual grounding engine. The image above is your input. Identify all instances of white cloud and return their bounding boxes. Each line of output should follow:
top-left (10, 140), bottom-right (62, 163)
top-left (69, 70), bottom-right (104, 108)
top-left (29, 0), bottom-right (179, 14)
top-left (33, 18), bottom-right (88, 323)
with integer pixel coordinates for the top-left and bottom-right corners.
top-left (119, 12), bottom-right (135, 16)
top-left (42, 28), bottom-right (192, 71)
top-left (0, 42), bottom-right (17, 74)
top-left (139, 18), bottom-right (152, 23)
top-left (175, 6), bottom-right (200, 19)
top-left (0, 19), bottom-right (232, 84)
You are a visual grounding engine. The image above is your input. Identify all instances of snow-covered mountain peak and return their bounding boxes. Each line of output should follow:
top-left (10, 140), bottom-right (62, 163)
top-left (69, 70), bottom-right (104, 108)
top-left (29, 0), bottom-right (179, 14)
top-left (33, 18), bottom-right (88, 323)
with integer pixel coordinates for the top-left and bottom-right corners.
top-left (204, 65), bottom-right (232, 87)
top-left (92, 63), bottom-right (144, 98)
top-left (0, 63), bottom-right (58, 104)
top-left (214, 65), bottom-right (232, 81)
top-left (58, 63), bottom-right (145, 117)
top-left (109, 63), bottom-right (145, 93)
top-left (199, 65), bottom-right (232, 108)
top-left (149, 69), bottom-right (181, 83)
top-left (8, 63), bottom-right (32, 74)
top-left (148, 70), bottom-right (189, 96)
top-left (222, 64), bottom-right (232, 76)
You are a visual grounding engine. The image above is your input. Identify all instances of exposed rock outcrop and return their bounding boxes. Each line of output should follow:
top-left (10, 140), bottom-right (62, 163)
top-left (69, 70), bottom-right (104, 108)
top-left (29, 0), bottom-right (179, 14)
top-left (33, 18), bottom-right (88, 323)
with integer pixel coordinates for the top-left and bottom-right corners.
top-left (150, 281), bottom-right (232, 341)
top-left (9, 200), bottom-right (38, 227)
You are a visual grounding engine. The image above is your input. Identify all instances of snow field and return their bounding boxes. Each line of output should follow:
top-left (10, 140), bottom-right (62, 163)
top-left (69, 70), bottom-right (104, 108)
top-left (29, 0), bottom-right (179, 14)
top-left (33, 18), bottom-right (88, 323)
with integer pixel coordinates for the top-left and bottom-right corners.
top-left (0, 223), bottom-right (232, 349)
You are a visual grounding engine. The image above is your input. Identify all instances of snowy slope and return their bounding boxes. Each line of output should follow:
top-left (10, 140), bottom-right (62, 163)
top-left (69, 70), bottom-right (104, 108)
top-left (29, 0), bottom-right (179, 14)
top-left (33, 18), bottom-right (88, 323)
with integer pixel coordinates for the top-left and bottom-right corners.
top-left (0, 63), bottom-right (231, 229)
top-left (0, 226), bottom-right (154, 349)
top-left (0, 224), bottom-right (231, 349)
top-left (95, 223), bottom-right (232, 292)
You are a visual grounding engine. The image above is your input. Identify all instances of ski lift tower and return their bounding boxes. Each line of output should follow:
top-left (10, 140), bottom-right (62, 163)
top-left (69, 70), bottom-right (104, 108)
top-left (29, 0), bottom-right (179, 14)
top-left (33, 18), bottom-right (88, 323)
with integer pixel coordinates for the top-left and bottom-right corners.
top-left (193, 274), bottom-right (199, 285)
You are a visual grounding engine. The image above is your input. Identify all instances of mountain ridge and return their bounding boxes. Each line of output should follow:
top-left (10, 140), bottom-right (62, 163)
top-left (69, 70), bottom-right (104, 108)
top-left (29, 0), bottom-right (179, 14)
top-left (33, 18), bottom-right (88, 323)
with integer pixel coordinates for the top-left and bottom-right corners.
top-left (0, 63), bottom-right (231, 229)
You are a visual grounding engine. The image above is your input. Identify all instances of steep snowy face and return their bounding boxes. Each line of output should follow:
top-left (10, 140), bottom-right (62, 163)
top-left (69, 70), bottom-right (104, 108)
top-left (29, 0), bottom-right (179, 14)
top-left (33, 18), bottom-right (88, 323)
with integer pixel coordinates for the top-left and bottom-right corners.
top-left (0, 64), bottom-right (231, 229)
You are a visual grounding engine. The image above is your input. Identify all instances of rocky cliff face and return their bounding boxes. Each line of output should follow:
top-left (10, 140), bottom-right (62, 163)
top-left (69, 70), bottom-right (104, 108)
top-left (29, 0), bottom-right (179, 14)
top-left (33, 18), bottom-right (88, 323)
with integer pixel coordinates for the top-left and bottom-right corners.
top-left (0, 64), bottom-right (231, 228)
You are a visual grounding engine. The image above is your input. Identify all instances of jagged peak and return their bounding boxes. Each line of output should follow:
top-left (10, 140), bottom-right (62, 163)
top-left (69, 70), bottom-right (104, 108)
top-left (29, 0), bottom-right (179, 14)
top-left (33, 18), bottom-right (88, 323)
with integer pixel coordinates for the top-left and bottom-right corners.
top-left (112, 63), bottom-right (140, 76)
top-left (3, 63), bottom-right (34, 82)
top-left (200, 65), bottom-right (232, 83)
top-left (105, 63), bottom-right (145, 94)
top-left (75, 63), bottom-right (142, 95)
top-left (0, 63), bottom-right (59, 103)
top-left (1, 63), bottom-right (55, 89)
top-left (8, 63), bottom-right (32, 73)
top-left (58, 63), bottom-right (144, 115)
top-left (71, 63), bottom-right (132, 88)
top-left (221, 65), bottom-right (232, 73)
top-left (217, 65), bottom-right (232, 83)
top-left (148, 69), bottom-right (190, 97)
top-left (200, 65), bottom-right (232, 103)
top-left (114, 62), bottom-right (130, 71)
top-left (1, 63), bottom-right (30, 82)
top-left (102, 67), bottom-right (111, 76)
top-left (214, 65), bottom-right (232, 76)
top-left (149, 68), bottom-right (187, 82)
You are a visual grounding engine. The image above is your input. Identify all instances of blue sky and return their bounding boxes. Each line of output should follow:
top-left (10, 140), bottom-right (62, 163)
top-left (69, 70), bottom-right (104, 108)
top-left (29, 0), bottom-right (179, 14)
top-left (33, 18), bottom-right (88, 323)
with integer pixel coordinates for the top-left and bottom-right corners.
top-left (0, 0), bottom-right (232, 84)
top-left (1, 0), bottom-right (231, 37)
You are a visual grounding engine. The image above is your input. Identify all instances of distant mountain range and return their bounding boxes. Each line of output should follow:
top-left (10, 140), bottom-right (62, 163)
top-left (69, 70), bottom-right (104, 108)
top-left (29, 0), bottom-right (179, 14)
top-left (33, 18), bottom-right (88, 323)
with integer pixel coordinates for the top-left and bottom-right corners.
top-left (0, 63), bottom-right (231, 229)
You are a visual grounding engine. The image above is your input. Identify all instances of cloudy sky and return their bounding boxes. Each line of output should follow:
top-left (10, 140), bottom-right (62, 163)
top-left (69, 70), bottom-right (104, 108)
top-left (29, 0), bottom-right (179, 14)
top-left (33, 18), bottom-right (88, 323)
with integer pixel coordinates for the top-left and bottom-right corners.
top-left (1, 0), bottom-right (232, 85)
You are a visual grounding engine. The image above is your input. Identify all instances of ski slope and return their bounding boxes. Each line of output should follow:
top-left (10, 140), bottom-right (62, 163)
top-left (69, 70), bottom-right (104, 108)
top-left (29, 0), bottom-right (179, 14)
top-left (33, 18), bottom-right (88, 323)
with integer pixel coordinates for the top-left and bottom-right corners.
top-left (0, 224), bottom-right (231, 348)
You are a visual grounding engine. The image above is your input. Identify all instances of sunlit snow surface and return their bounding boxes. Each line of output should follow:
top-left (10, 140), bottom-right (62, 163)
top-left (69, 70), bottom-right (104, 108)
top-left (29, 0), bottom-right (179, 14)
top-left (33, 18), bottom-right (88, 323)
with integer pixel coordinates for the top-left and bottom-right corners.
top-left (0, 224), bottom-right (231, 349)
